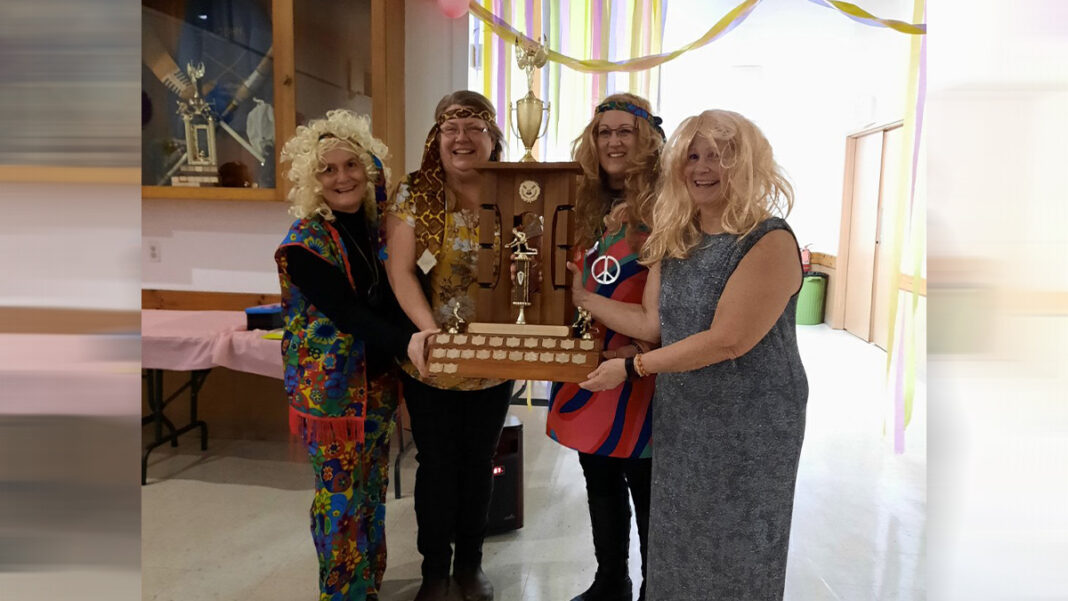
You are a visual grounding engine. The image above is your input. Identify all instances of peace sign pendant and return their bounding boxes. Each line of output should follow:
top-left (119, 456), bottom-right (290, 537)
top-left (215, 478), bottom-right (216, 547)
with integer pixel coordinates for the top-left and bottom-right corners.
top-left (591, 254), bottom-right (621, 285)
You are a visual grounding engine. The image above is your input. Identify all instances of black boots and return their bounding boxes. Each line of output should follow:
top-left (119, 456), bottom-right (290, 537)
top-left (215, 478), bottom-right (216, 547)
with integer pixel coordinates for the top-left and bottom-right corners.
top-left (570, 494), bottom-right (635, 601)
top-left (413, 577), bottom-right (450, 601)
top-left (453, 564), bottom-right (494, 601)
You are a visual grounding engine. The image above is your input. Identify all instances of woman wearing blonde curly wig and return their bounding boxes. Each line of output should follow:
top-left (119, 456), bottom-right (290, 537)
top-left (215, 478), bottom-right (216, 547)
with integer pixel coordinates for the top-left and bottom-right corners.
top-left (550, 92), bottom-right (664, 601)
top-left (577, 109), bottom-right (808, 600)
top-left (275, 109), bottom-right (432, 601)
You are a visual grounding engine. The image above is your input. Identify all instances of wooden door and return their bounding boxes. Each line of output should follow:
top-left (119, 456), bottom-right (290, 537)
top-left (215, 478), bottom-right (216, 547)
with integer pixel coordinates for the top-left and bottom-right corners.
top-left (870, 126), bottom-right (903, 349)
top-left (843, 131), bottom-right (883, 340)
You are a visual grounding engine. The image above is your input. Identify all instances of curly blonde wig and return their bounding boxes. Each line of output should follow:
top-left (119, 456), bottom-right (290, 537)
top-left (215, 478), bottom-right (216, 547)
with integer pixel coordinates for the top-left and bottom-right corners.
top-left (642, 109), bottom-right (794, 263)
top-left (280, 109), bottom-right (391, 222)
top-left (571, 93), bottom-right (663, 251)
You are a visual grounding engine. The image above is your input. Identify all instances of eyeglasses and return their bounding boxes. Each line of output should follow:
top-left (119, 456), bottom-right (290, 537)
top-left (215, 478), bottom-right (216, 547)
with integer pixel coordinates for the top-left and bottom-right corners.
top-left (440, 123), bottom-right (489, 139)
top-left (596, 126), bottom-right (636, 142)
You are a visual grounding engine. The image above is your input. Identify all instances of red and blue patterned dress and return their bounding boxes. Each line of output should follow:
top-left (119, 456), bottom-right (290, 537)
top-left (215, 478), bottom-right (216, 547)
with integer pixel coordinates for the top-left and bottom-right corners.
top-left (547, 224), bottom-right (655, 459)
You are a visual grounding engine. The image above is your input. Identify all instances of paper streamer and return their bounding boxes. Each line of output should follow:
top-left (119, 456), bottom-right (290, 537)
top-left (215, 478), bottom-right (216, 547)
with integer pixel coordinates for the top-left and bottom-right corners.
top-left (882, 0), bottom-right (925, 453)
top-left (468, 0), bottom-right (923, 75)
top-left (807, 0), bottom-right (926, 34)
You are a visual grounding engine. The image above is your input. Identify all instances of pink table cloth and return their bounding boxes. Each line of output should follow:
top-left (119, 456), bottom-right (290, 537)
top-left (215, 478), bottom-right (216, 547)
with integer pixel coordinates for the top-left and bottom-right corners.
top-left (0, 333), bottom-right (140, 416)
top-left (141, 309), bottom-right (282, 379)
top-left (141, 310), bottom-right (246, 371)
top-left (212, 329), bottom-right (282, 380)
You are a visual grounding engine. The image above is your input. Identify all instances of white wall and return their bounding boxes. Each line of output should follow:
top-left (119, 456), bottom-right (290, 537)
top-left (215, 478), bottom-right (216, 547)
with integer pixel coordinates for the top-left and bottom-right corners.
top-left (1, 183), bottom-right (140, 310)
top-left (141, 198), bottom-right (291, 293)
top-left (404, 0), bottom-right (470, 173)
top-left (141, 0), bottom-right (469, 294)
top-left (659, 0), bottom-right (914, 255)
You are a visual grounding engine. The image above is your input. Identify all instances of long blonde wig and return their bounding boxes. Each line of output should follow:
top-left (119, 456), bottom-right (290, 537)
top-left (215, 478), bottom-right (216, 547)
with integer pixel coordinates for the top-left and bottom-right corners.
top-left (280, 109), bottom-right (390, 222)
top-left (571, 93), bottom-right (663, 251)
top-left (642, 109), bottom-right (793, 263)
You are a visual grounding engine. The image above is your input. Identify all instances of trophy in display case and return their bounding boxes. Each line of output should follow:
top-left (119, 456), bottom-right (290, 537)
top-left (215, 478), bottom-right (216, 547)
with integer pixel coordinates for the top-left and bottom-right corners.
top-left (171, 62), bottom-right (220, 187)
top-left (426, 162), bottom-right (604, 382)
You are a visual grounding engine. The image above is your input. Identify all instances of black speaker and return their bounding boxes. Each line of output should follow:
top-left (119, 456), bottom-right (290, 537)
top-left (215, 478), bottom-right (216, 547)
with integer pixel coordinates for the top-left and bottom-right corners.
top-left (486, 414), bottom-right (523, 534)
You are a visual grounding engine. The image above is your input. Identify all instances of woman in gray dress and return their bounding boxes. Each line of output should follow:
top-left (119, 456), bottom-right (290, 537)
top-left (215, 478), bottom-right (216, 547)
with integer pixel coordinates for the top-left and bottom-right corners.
top-left (573, 109), bottom-right (808, 600)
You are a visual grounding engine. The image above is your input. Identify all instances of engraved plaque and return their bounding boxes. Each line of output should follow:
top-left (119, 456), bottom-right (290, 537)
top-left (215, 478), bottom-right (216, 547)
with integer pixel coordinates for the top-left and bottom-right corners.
top-left (419, 162), bottom-right (605, 382)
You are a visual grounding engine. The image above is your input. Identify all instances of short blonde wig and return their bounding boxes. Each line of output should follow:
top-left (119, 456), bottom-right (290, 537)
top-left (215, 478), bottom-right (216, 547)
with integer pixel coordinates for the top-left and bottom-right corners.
top-left (280, 109), bottom-right (390, 221)
top-left (642, 109), bottom-right (793, 263)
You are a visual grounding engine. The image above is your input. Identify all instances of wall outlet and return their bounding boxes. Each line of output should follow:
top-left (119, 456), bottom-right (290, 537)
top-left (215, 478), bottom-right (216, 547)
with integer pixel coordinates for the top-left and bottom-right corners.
top-left (147, 240), bottom-right (162, 263)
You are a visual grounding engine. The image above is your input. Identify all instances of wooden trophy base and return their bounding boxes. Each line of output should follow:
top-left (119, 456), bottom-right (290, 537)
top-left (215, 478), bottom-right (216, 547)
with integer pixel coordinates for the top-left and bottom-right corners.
top-left (427, 323), bottom-right (603, 383)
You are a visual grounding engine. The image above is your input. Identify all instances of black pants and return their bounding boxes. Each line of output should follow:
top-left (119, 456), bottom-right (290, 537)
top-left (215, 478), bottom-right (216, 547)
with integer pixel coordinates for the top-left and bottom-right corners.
top-left (402, 374), bottom-right (512, 579)
top-left (579, 451), bottom-right (652, 510)
top-left (578, 452), bottom-right (652, 578)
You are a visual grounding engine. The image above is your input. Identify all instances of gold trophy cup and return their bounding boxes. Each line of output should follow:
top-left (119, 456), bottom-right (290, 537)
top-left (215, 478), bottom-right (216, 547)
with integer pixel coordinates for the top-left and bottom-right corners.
top-left (511, 38), bottom-right (550, 162)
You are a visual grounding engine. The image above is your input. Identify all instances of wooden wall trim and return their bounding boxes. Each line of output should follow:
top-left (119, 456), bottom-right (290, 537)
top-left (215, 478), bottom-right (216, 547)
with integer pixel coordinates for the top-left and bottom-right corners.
top-left (142, 289), bottom-right (281, 311)
top-left (899, 274), bottom-right (927, 297)
top-left (0, 308), bottom-right (140, 334)
top-left (371, 0), bottom-right (405, 183)
top-left (811, 252), bottom-right (836, 269)
top-left (0, 166), bottom-right (139, 185)
top-left (272, 0), bottom-right (297, 203)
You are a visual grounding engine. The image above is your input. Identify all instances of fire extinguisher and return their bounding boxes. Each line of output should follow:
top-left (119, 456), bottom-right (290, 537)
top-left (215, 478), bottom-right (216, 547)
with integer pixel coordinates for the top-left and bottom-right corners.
top-left (800, 244), bottom-right (812, 273)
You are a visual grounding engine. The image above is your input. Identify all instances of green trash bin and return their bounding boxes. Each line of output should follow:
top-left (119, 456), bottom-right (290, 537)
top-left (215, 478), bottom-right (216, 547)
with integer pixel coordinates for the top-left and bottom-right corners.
top-left (796, 272), bottom-right (828, 325)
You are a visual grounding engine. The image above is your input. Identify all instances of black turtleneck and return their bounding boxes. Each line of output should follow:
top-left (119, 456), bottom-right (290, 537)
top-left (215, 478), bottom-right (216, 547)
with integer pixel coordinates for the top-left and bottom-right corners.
top-left (283, 210), bottom-right (415, 378)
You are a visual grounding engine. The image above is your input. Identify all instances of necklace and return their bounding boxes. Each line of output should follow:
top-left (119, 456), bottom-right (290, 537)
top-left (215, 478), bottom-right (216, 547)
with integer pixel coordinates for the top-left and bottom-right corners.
top-left (334, 217), bottom-right (381, 302)
top-left (592, 199), bottom-right (627, 285)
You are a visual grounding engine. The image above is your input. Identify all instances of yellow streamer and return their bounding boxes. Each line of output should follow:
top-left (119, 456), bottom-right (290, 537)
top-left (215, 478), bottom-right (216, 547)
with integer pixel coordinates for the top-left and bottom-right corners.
top-left (470, 0), bottom-right (759, 73)
top-left (819, 0), bottom-right (926, 35)
top-left (468, 0), bottom-right (924, 75)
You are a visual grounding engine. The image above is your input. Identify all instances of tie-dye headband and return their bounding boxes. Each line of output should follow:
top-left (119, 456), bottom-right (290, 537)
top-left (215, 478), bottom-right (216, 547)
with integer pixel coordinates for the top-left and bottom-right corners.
top-left (595, 100), bottom-right (666, 141)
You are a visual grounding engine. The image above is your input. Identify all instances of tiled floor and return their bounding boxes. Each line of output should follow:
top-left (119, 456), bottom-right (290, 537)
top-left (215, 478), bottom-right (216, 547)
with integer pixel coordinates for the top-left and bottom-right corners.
top-left (142, 325), bottom-right (925, 600)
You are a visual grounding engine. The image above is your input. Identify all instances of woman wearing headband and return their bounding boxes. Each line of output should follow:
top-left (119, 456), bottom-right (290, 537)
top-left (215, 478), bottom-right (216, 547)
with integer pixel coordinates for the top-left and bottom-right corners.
top-left (383, 90), bottom-right (511, 601)
top-left (549, 93), bottom-right (664, 601)
top-left (276, 109), bottom-right (431, 601)
top-left (577, 109), bottom-right (808, 600)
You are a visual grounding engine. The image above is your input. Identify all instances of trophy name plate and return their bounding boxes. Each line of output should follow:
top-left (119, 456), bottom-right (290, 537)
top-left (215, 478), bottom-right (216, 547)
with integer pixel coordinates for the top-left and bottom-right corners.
top-left (427, 323), bottom-right (601, 383)
top-left (427, 161), bottom-right (597, 382)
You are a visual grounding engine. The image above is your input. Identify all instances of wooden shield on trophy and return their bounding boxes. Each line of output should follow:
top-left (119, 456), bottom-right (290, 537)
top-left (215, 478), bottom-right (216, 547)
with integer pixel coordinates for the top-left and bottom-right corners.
top-left (426, 161), bottom-right (604, 382)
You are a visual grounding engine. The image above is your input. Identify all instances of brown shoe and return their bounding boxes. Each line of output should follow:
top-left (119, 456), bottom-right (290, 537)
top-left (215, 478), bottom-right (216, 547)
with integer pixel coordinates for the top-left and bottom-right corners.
top-left (453, 566), bottom-right (493, 601)
top-left (414, 577), bottom-right (450, 601)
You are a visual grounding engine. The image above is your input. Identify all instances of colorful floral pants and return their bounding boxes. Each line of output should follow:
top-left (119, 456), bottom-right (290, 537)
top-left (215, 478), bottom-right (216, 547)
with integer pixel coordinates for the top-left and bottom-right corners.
top-left (306, 377), bottom-right (399, 601)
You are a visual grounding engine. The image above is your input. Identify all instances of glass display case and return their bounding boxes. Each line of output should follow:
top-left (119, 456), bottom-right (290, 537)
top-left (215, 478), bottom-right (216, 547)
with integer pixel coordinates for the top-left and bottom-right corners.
top-left (141, 0), bottom-right (403, 202)
top-left (142, 0), bottom-right (276, 191)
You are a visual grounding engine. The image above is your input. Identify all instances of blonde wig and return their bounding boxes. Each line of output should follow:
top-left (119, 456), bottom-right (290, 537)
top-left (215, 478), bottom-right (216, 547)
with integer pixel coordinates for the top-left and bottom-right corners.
top-left (642, 109), bottom-right (794, 263)
top-left (571, 93), bottom-right (663, 251)
top-left (280, 109), bottom-right (391, 222)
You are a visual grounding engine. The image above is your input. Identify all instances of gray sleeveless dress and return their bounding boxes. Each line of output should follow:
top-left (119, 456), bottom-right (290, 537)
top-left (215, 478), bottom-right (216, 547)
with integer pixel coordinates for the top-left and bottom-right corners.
top-left (646, 218), bottom-right (808, 600)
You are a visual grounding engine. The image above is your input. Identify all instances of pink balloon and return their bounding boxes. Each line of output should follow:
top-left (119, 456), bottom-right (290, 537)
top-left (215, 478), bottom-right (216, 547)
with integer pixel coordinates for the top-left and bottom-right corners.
top-left (437, 0), bottom-right (469, 19)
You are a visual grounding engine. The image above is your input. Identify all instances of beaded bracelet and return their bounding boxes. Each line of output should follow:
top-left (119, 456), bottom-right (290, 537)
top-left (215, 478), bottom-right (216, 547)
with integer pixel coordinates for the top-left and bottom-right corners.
top-left (634, 353), bottom-right (648, 377)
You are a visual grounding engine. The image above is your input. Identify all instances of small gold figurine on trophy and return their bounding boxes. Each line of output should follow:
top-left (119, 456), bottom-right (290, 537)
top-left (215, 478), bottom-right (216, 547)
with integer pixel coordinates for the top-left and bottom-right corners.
top-left (507, 227), bottom-right (539, 325)
top-left (571, 307), bottom-right (594, 340)
top-left (511, 37), bottom-right (550, 162)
